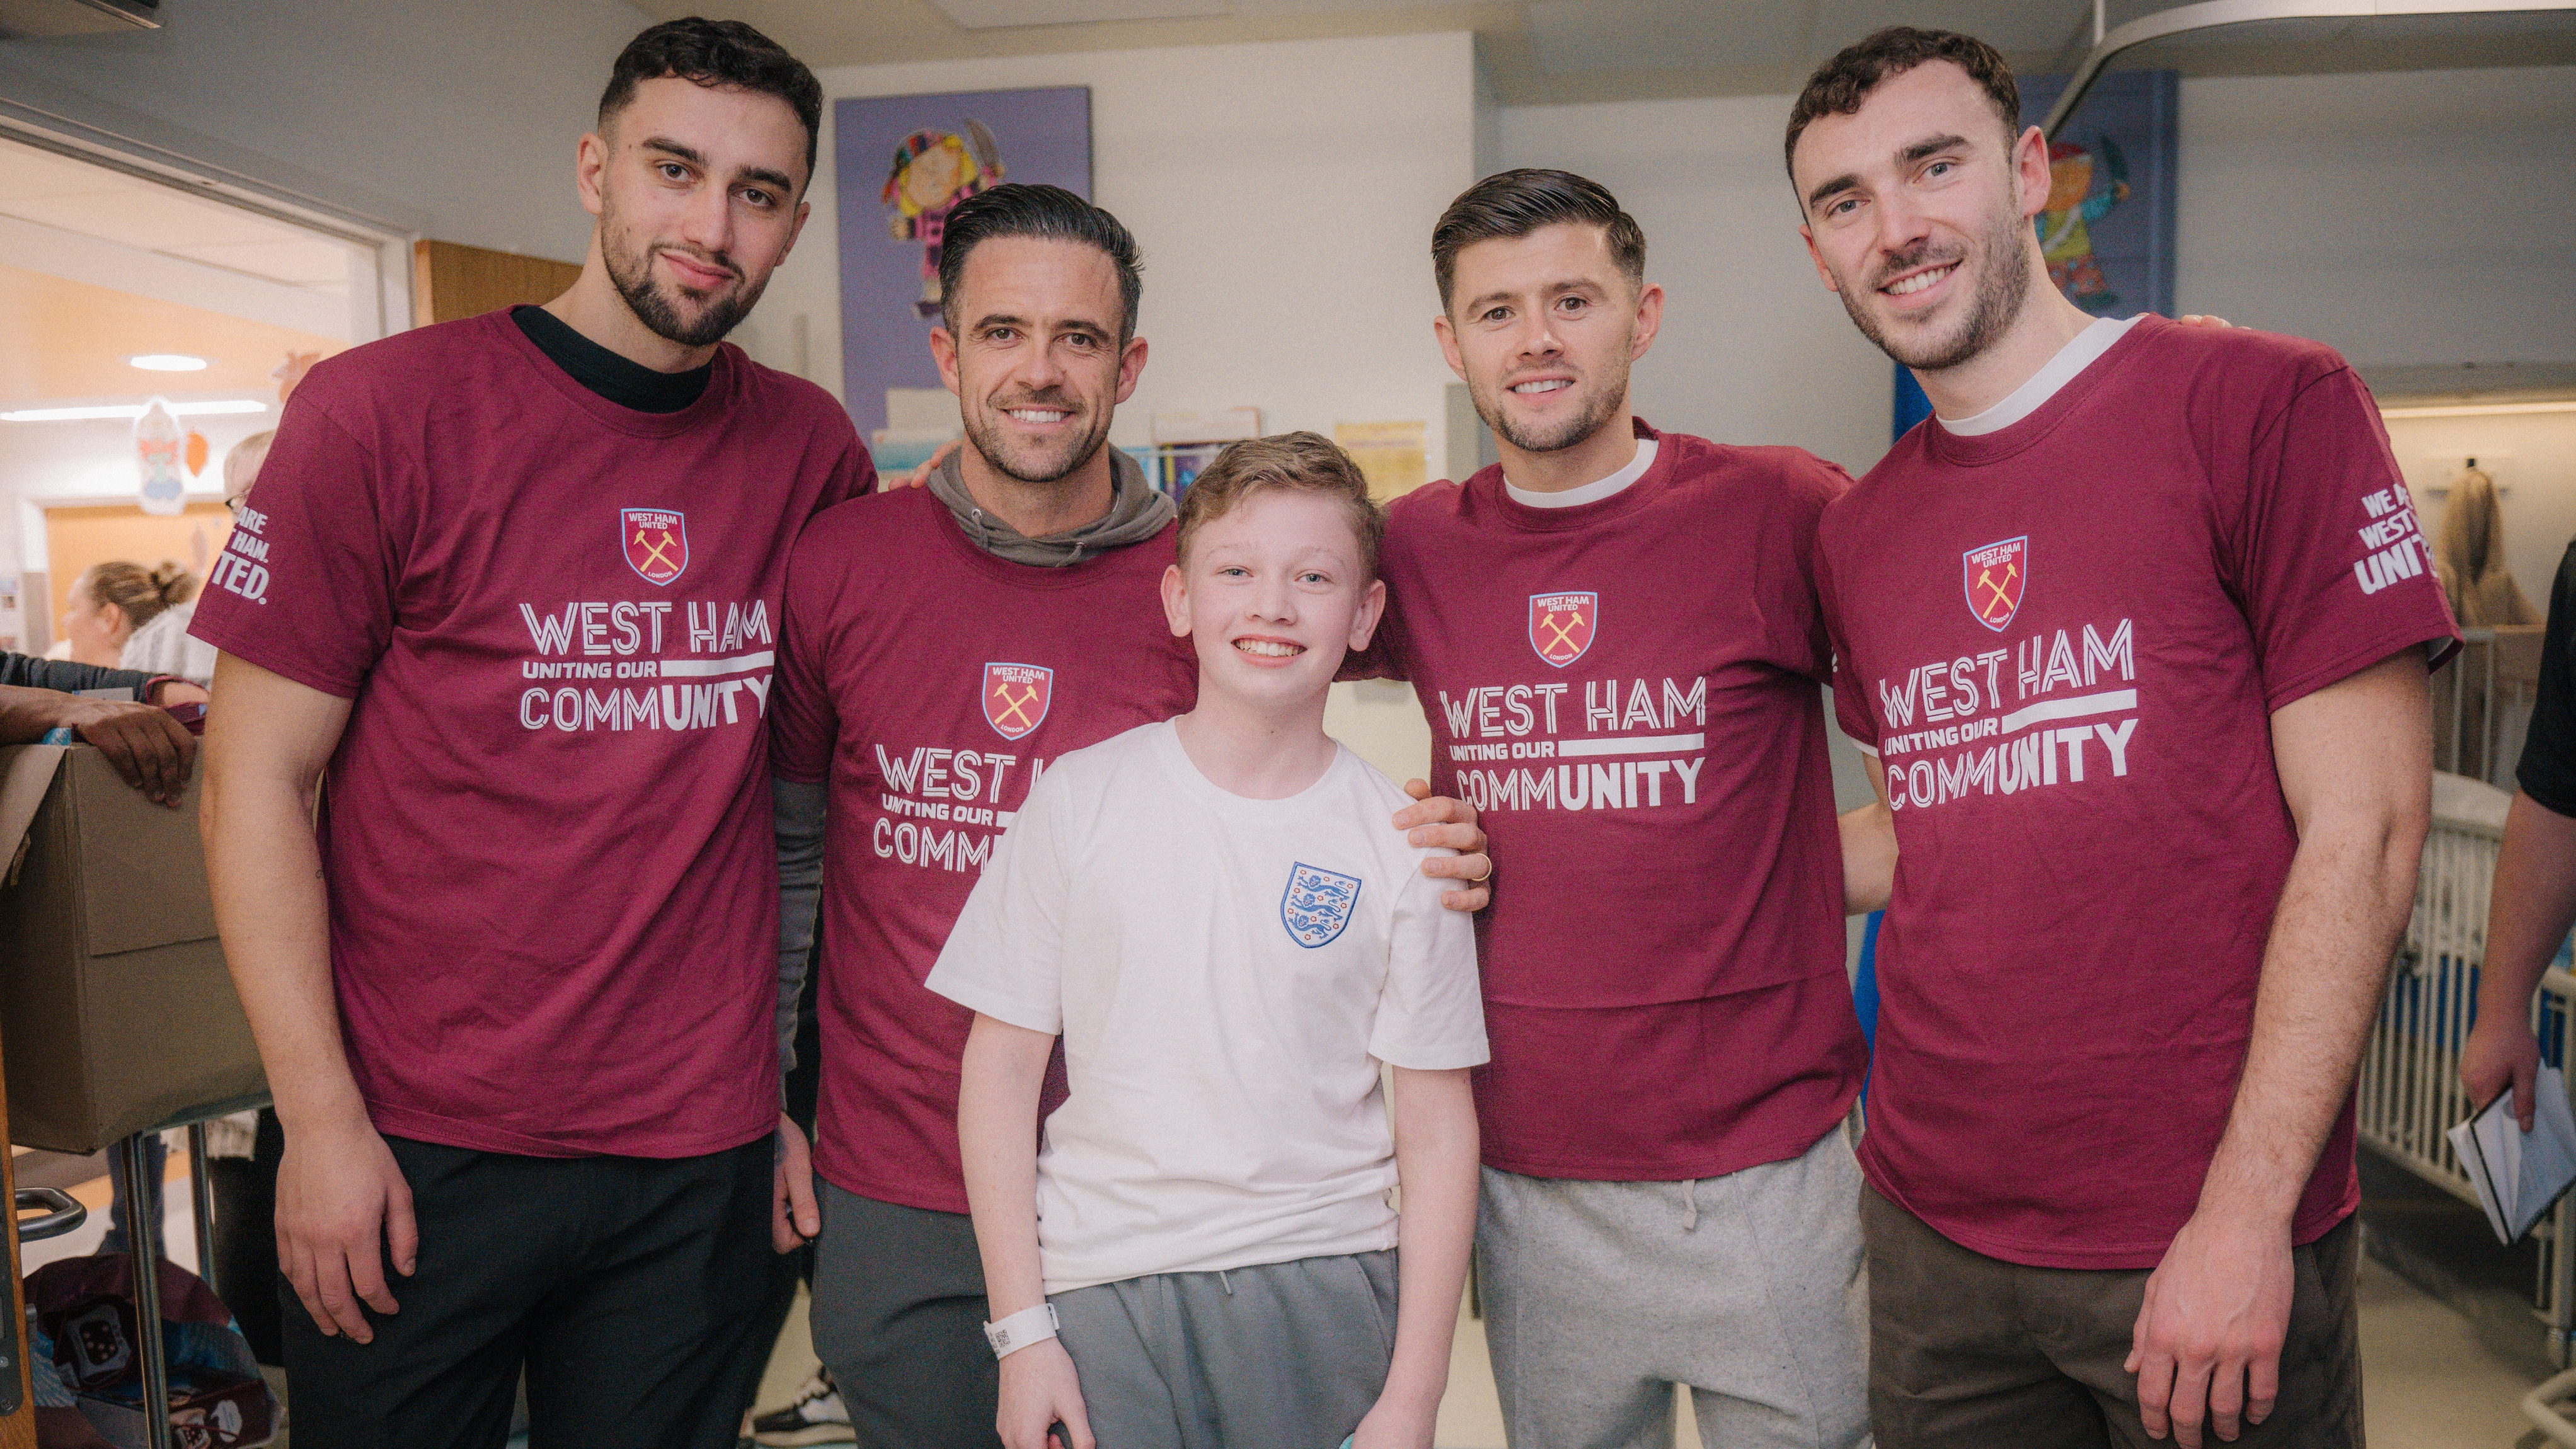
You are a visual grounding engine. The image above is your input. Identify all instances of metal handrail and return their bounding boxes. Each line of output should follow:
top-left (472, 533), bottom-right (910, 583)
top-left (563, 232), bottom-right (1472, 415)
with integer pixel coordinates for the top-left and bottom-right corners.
top-left (2043, 0), bottom-right (2576, 135)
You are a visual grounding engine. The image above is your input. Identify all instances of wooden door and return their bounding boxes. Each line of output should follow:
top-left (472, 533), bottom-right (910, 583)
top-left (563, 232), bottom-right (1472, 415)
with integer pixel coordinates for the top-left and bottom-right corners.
top-left (2, 1028), bottom-right (38, 1448)
top-left (40, 501), bottom-right (236, 641)
top-left (413, 239), bottom-right (582, 325)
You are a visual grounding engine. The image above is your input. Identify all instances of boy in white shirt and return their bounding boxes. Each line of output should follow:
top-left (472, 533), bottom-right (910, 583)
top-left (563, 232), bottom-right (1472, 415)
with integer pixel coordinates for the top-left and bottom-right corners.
top-left (932, 432), bottom-right (1488, 1449)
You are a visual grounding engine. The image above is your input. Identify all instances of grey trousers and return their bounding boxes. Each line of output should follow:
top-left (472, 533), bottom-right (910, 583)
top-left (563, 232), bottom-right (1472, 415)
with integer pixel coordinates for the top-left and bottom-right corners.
top-left (1052, 1250), bottom-right (1400, 1449)
top-left (1478, 1122), bottom-right (1872, 1449)
top-left (808, 1183), bottom-right (1001, 1448)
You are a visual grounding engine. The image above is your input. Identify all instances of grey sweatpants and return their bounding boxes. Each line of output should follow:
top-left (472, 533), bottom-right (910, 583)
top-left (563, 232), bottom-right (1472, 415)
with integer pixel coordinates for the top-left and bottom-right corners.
top-left (1478, 1121), bottom-right (1872, 1449)
top-left (1052, 1250), bottom-right (1400, 1449)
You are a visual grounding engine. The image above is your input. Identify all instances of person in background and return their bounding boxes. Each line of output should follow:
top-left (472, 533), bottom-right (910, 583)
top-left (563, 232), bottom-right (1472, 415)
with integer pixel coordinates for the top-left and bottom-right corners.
top-left (59, 561), bottom-right (207, 682)
top-left (0, 650), bottom-right (200, 804)
top-left (2460, 537), bottom-right (2576, 1128)
top-left (224, 430), bottom-right (274, 514)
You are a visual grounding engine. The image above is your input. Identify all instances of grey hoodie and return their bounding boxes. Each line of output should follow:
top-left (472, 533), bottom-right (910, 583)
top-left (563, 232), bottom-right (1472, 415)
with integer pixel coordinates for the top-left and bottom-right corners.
top-left (924, 442), bottom-right (1175, 568)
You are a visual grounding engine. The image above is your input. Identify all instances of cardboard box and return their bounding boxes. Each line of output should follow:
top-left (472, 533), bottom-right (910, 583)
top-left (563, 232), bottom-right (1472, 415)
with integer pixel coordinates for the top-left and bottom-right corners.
top-left (0, 744), bottom-right (266, 1154)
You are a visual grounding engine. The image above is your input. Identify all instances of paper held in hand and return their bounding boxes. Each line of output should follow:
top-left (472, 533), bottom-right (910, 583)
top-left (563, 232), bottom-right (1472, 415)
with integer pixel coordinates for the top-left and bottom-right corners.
top-left (2447, 1064), bottom-right (2576, 1246)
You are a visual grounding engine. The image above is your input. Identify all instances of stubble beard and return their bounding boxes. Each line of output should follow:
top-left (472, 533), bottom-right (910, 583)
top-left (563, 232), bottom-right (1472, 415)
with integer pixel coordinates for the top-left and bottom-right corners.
top-left (962, 392), bottom-right (1112, 487)
top-left (1470, 347), bottom-right (1633, 457)
top-left (601, 201), bottom-right (764, 350)
top-left (1842, 203), bottom-right (2033, 374)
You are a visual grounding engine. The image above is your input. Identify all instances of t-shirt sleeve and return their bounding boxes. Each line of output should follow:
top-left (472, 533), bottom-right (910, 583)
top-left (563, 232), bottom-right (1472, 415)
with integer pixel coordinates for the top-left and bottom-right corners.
top-left (1762, 451), bottom-right (1849, 684)
top-left (1814, 536), bottom-right (1882, 755)
top-left (187, 396), bottom-right (396, 699)
top-left (923, 769), bottom-right (1071, 1034)
top-left (2223, 362), bottom-right (2462, 714)
top-left (2519, 540), bottom-right (2576, 817)
top-left (1367, 852), bottom-right (1488, 1070)
top-left (768, 530), bottom-right (839, 786)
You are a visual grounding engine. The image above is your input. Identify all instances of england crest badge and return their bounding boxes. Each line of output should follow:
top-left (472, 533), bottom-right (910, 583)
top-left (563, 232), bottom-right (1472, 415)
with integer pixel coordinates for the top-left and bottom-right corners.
top-left (1962, 536), bottom-right (2027, 633)
top-left (1529, 591), bottom-right (1597, 667)
top-left (1280, 862), bottom-right (1362, 949)
top-left (623, 508), bottom-right (689, 586)
top-left (983, 662), bottom-right (1054, 741)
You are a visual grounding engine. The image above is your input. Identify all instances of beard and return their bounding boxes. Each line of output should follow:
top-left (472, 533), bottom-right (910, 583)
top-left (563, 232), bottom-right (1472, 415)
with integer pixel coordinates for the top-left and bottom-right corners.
top-left (1840, 203), bottom-right (2031, 374)
top-left (600, 203), bottom-right (763, 350)
top-left (962, 389), bottom-right (1113, 487)
top-left (1468, 347), bottom-right (1633, 456)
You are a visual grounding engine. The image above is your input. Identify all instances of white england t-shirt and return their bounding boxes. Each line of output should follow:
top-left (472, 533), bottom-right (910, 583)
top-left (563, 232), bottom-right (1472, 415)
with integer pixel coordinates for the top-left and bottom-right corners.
top-left (926, 719), bottom-right (1488, 1293)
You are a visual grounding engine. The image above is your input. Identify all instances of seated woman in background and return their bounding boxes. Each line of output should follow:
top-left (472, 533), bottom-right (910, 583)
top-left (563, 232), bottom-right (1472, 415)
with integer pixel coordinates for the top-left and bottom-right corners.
top-left (60, 559), bottom-right (217, 685)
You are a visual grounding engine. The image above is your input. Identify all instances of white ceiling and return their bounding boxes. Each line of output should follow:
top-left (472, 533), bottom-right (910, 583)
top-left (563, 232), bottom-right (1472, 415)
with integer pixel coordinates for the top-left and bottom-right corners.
top-left (643, 0), bottom-right (2576, 102)
top-left (0, 136), bottom-right (366, 292)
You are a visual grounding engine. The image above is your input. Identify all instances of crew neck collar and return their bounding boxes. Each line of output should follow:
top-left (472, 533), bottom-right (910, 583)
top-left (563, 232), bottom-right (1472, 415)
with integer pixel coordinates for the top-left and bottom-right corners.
top-left (1487, 418), bottom-right (1671, 530)
top-left (1506, 436), bottom-right (1660, 508)
top-left (1939, 314), bottom-right (2143, 437)
top-left (1923, 314), bottom-right (2168, 466)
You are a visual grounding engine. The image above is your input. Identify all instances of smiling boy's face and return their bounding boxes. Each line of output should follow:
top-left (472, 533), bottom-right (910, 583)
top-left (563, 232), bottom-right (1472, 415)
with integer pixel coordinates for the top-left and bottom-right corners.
top-left (1161, 488), bottom-right (1385, 712)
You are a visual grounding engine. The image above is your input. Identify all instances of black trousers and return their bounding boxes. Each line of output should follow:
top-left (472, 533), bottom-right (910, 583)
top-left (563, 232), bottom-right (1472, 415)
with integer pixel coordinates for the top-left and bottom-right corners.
top-left (281, 1133), bottom-right (776, 1449)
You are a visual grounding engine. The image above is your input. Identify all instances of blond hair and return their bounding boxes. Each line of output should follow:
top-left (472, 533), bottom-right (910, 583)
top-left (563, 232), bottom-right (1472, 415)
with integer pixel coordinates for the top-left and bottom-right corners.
top-left (79, 559), bottom-right (198, 629)
top-left (1175, 432), bottom-right (1385, 580)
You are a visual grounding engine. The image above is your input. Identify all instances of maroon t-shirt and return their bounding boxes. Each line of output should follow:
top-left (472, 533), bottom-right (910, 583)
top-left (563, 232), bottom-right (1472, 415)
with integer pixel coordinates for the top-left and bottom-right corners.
top-left (1817, 318), bottom-right (2460, 1268)
top-left (190, 311), bottom-right (869, 1159)
top-left (1362, 422), bottom-right (1868, 1181)
top-left (769, 488), bottom-right (1197, 1213)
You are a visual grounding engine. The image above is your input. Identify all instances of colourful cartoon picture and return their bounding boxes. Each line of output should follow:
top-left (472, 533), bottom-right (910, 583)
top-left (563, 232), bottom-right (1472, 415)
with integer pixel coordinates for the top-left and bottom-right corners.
top-left (884, 120), bottom-right (1003, 318)
top-left (2037, 136), bottom-right (2130, 314)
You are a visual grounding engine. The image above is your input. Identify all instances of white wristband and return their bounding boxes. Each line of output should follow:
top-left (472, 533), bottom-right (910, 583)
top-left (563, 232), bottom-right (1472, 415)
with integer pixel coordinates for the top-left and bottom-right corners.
top-left (982, 1302), bottom-right (1059, 1360)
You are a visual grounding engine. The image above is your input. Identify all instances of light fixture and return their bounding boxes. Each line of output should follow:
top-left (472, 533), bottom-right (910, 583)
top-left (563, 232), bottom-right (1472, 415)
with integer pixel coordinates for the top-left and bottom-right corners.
top-left (0, 399), bottom-right (268, 422)
top-left (2380, 400), bottom-right (2576, 420)
top-left (126, 353), bottom-right (209, 372)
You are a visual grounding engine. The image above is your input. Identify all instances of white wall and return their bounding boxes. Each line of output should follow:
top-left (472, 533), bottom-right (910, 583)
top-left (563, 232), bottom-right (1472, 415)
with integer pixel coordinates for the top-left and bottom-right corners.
top-left (2389, 411), bottom-right (2576, 611)
top-left (1497, 93), bottom-right (1898, 476)
top-left (0, 0), bottom-right (656, 260)
top-left (771, 32), bottom-right (1481, 465)
top-left (2175, 66), bottom-right (2576, 372)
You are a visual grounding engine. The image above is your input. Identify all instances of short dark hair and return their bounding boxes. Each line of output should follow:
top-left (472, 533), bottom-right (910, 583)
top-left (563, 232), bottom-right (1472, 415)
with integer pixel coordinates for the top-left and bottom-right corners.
top-left (600, 18), bottom-right (824, 184)
top-left (938, 183), bottom-right (1146, 344)
top-left (1430, 169), bottom-right (1645, 312)
top-left (1785, 27), bottom-right (2021, 187)
top-left (1176, 432), bottom-right (1385, 582)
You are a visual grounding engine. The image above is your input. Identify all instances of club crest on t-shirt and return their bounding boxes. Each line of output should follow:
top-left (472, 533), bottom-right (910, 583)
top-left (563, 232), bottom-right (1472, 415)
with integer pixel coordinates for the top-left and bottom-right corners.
top-left (1280, 862), bottom-right (1362, 949)
top-left (982, 662), bottom-right (1054, 741)
top-left (1529, 592), bottom-right (1597, 667)
top-left (622, 508), bottom-right (690, 586)
top-left (1962, 537), bottom-right (2028, 632)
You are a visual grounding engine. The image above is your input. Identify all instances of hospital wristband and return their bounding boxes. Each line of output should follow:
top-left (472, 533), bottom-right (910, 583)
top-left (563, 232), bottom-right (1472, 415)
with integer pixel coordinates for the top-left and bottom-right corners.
top-left (982, 1302), bottom-right (1059, 1360)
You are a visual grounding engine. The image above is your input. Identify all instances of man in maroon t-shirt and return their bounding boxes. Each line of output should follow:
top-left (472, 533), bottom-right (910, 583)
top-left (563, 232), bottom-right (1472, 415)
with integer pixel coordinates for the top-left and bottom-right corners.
top-left (1788, 28), bottom-right (2457, 1449)
top-left (192, 23), bottom-right (864, 1448)
top-left (1347, 169), bottom-right (1872, 1448)
top-left (765, 184), bottom-right (1493, 1448)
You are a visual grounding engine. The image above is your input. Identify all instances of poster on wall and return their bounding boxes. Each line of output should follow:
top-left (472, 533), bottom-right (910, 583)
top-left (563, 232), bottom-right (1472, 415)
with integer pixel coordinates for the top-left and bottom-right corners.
top-left (1892, 70), bottom-right (2178, 437)
top-left (836, 87), bottom-right (1093, 467)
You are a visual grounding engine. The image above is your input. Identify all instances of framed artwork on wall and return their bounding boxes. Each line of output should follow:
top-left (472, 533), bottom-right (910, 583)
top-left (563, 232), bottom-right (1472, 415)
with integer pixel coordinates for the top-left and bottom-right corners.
top-left (834, 86), bottom-right (1093, 464)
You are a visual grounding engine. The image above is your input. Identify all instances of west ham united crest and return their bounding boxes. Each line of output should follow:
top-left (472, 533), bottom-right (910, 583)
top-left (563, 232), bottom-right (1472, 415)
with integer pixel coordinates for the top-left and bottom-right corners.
top-left (1280, 862), bottom-right (1362, 949)
top-left (623, 508), bottom-right (689, 586)
top-left (982, 662), bottom-right (1054, 741)
top-left (1962, 537), bottom-right (2028, 633)
top-left (1529, 591), bottom-right (1597, 667)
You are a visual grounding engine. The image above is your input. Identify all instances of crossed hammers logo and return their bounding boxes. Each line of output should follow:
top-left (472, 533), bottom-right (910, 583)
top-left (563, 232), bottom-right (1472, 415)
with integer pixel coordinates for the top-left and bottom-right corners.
top-left (990, 682), bottom-right (1042, 733)
top-left (633, 525), bottom-right (681, 576)
top-left (1538, 607), bottom-right (1587, 656)
top-left (1974, 561), bottom-right (2018, 621)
